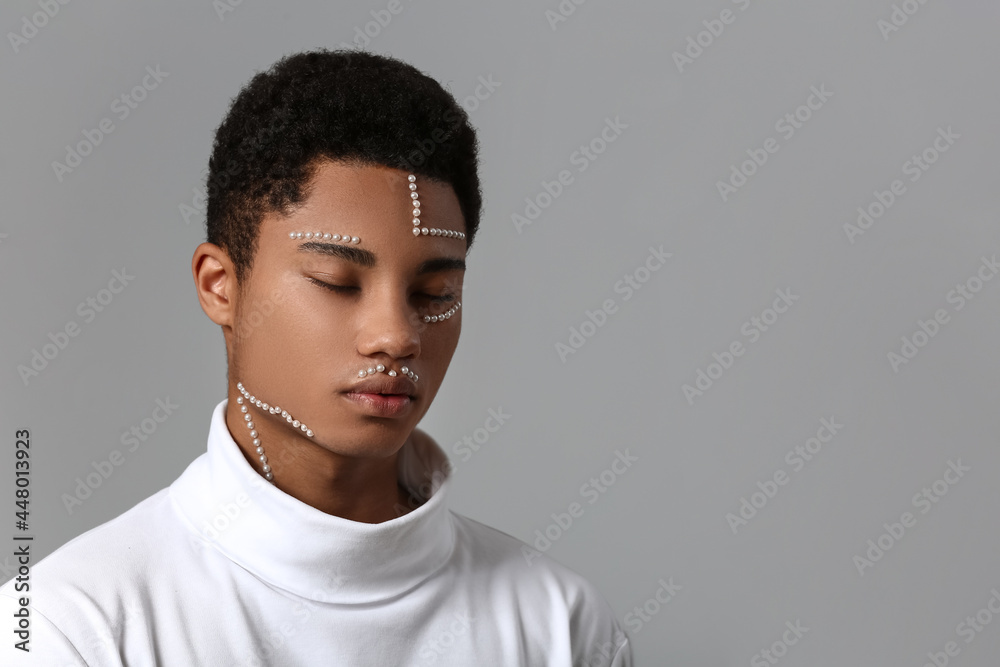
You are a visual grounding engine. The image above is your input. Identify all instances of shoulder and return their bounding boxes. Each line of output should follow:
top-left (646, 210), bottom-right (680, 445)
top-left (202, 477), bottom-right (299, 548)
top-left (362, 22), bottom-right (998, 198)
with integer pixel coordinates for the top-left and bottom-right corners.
top-left (448, 511), bottom-right (633, 665)
top-left (0, 487), bottom-right (177, 620)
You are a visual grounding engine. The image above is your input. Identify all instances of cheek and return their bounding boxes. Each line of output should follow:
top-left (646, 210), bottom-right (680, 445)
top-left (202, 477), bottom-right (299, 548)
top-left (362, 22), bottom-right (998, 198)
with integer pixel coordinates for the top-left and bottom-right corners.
top-left (240, 296), bottom-right (349, 375)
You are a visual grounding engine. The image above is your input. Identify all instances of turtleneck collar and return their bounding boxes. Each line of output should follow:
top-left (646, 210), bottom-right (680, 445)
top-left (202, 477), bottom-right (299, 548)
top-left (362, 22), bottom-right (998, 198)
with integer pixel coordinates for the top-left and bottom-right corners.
top-left (168, 399), bottom-right (456, 604)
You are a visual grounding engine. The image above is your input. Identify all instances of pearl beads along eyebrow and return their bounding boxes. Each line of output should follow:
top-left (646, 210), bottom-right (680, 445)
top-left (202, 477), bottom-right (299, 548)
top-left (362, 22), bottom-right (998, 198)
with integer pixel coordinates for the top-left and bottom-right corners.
top-left (289, 231), bottom-right (361, 244)
top-left (358, 364), bottom-right (418, 382)
top-left (408, 174), bottom-right (466, 240)
top-left (236, 381), bottom-right (314, 483)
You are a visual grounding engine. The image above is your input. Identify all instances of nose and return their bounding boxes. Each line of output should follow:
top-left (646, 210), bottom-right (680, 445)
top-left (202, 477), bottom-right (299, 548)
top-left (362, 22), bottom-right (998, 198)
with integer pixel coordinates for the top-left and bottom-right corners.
top-left (355, 288), bottom-right (422, 361)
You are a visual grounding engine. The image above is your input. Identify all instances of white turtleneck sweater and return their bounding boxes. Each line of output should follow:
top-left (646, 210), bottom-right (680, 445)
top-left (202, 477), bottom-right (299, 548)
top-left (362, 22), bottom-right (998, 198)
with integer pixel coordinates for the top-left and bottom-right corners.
top-left (1, 400), bottom-right (632, 666)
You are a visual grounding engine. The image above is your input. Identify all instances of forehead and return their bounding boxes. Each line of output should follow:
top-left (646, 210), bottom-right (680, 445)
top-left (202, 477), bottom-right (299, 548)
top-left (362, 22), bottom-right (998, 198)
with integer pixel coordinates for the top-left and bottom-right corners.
top-left (257, 160), bottom-right (466, 265)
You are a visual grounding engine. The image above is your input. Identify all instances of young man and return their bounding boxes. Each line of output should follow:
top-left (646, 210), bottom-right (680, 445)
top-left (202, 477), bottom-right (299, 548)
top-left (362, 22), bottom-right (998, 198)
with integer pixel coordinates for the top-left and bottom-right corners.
top-left (1, 49), bottom-right (632, 665)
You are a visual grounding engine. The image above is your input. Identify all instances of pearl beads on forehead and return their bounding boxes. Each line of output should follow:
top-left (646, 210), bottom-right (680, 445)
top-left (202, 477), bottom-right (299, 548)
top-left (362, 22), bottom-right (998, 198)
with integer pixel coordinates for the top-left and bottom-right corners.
top-left (408, 174), bottom-right (466, 240)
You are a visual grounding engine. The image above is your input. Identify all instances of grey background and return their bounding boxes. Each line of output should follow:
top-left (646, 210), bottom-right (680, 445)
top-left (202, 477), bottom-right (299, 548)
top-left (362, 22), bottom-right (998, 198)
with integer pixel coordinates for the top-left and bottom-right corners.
top-left (2, 0), bottom-right (999, 664)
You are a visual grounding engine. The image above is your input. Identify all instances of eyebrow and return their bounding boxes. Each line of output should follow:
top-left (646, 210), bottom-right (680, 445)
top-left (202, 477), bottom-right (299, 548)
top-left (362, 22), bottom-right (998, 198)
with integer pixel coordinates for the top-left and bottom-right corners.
top-left (297, 241), bottom-right (466, 275)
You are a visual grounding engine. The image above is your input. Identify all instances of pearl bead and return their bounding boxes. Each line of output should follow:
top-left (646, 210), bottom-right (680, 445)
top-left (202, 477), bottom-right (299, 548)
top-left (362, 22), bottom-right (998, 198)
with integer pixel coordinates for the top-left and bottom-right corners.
top-left (351, 236), bottom-right (360, 244)
top-left (408, 174), bottom-right (416, 182)
top-left (292, 420), bottom-right (299, 427)
top-left (412, 228), bottom-right (421, 236)
top-left (421, 227), bottom-right (429, 235)
top-left (304, 232), bottom-right (312, 239)
top-left (262, 464), bottom-right (271, 473)
top-left (237, 396), bottom-right (243, 404)
top-left (410, 192), bottom-right (418, 199)
top-left (288, 232), bottom-right (296, 239)
top-left (401, 366), bottom-right (409, 374)
top-left (388, 370), bottom-right (396, 377)
top-left (358, 370), bottom-right (366, 377)
top-left (265, 472), bottom-right (273, 481)
top-left (250, 431), bottom-right (257, 438)
top-left (332, 234), bottom-right (341, 241)
top-left (253, 438), bottom-right (260, 446)
top-left (246, 421), bottom-right (254, 429)
top-left (306, 429), bottom-right (313, 437)
top-left (256, 447), bottom-right (264, 455)
top-left (376, 364), bottom-right (385, 372)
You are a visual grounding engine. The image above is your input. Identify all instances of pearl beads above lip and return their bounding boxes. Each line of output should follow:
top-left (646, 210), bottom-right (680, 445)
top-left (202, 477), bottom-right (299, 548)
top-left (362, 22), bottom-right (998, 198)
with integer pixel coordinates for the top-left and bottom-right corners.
top-left (423, 300), bottom-right (461, 323)
top-left (358, 364), bottom-right (418, 383)
top-left (289, 231), bottom-right (361, 244)
top-left (236, 382), bottom-right (316, 483)
top-left (406, 174), bottom-right (466, 240)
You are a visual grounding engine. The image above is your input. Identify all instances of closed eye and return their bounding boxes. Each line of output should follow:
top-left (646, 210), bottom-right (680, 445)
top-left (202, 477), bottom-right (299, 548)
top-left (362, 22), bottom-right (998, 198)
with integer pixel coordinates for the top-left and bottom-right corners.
top-left (309, 279), bottom-right (456, 304)
top-left (309, 279), bottom-right (358, 295)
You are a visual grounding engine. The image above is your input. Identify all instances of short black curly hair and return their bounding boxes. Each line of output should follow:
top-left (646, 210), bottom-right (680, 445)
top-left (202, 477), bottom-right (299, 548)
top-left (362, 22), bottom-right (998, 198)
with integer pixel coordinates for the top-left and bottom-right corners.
top-left (204, 48), bottom-right (483, 287)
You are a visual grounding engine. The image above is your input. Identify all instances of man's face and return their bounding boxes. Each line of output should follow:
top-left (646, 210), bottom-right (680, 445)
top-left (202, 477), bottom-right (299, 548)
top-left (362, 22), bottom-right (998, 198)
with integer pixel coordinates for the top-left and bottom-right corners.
top-left (228, 159), bottom-right (466, 459)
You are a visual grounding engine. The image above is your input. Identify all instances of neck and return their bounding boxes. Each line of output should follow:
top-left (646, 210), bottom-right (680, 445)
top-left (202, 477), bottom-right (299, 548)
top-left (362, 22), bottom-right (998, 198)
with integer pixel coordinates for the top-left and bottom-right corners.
top-left (226, 400), bottom-right (417, 523)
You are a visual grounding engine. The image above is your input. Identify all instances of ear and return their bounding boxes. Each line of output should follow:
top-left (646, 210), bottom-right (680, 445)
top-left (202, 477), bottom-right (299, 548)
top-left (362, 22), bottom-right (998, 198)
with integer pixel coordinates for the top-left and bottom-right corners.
top-left (192, 242), bottom-right (239, 328)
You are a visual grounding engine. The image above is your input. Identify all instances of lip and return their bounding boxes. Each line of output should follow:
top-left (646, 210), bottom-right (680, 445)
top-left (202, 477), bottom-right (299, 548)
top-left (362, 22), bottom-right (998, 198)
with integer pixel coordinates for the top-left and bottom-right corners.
top-left (349, 374), bottom-right (417, 397)
top-left (343, 392), bottom-right (413, 417)
top-left (343, 373), bottom-right (418, 418)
